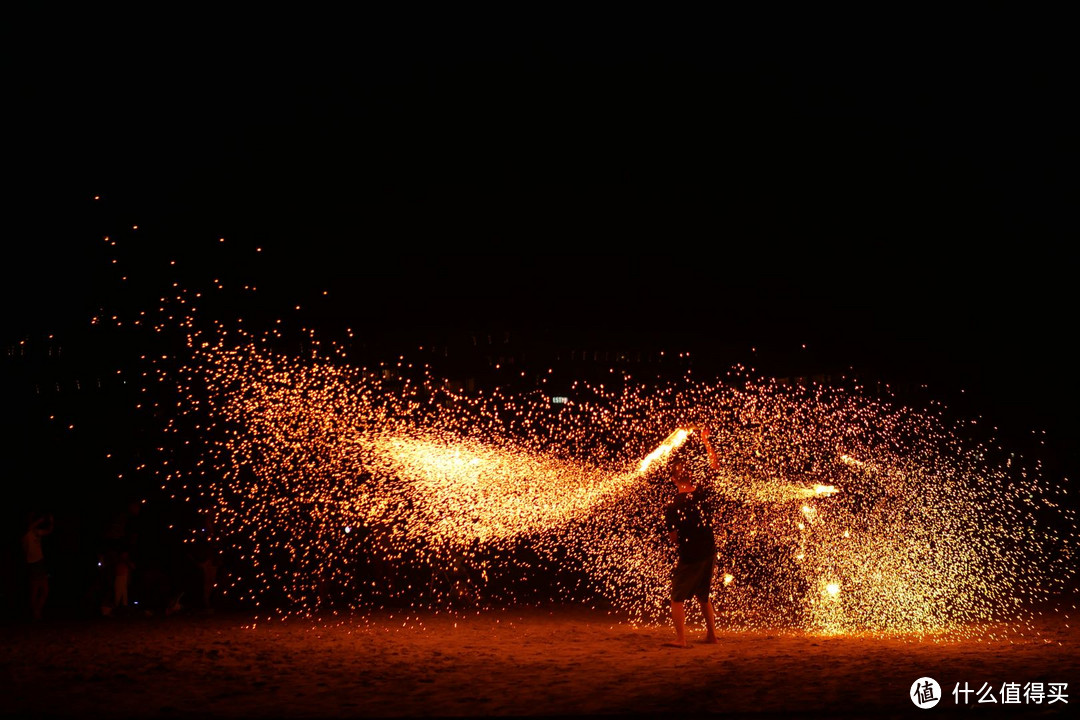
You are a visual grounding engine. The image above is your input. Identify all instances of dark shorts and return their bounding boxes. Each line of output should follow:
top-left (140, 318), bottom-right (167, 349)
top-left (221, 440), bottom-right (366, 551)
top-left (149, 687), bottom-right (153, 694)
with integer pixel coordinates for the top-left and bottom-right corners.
top-left (670, 557), bottom-right (715, 602)
top-left (27, 560), bottom-right (48, 579)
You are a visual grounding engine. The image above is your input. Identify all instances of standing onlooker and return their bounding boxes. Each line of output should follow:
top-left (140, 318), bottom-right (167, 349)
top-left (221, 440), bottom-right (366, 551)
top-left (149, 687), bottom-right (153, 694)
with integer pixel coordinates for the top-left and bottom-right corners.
top-left (100, 497), bottom-right (143, 616)
top-left (22, 513), bottom-right (54, 620)
top-left (114, 549), bottom-right (134, 610)
top-left (188, 537), bottom-right (220, 612)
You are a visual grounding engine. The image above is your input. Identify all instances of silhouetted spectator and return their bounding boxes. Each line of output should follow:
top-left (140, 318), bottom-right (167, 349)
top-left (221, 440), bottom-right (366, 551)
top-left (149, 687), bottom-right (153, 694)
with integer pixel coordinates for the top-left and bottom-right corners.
top-left (189, 539), bottom-right (220, 611)
top-left (22, 512), bottom-right (54, 620)
top-left (100, 498), bottom-right (143, 616)
top-left (113, 549), bottom-right (134, 610)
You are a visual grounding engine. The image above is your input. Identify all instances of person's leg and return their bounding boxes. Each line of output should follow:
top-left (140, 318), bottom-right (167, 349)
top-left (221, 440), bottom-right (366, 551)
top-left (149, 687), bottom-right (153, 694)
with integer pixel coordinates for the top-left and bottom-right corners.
top-left (670, 600), bottom-right (687, 646)
top-left (30, 576), bottom-right (46, 620)
top-left (700, 597), bottom-right (718, 643)
top-left (203, 563), bottom-right (218, 609)
top-left (696, 559), bottom-right (718, 643)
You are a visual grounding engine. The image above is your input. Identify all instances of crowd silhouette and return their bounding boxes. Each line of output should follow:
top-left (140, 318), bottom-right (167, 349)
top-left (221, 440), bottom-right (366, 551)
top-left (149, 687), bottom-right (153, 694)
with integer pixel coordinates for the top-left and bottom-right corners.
top-left (3, 498), bottom-right (225, 623)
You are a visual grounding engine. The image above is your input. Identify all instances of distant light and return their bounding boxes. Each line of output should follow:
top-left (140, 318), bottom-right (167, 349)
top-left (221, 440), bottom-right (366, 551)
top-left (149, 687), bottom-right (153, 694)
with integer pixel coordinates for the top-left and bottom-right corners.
top-left (723, 573), bottom-right (735, 586)
top-left (551, 396), bottom-right (568, 405)
top-left (344, 526), bottom-right (352, 534)
top-left (826, 583), bottom-right (841, 597)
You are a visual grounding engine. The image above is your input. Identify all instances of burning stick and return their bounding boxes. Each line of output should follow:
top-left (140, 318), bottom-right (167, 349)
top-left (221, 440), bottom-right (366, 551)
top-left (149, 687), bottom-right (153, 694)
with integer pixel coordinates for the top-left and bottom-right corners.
top-left (637, 428), bottom-right (693, 474)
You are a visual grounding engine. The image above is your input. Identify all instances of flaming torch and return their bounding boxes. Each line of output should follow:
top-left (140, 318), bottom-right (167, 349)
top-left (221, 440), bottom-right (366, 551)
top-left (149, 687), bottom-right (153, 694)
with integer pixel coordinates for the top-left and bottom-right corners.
top-left (637, 428), bottom-right (693, 473)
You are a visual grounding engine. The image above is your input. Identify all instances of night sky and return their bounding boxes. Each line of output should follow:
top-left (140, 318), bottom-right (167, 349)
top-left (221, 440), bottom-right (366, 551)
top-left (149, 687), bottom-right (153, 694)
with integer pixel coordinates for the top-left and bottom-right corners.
top-left (5, 11), bottom-right (1075, 482)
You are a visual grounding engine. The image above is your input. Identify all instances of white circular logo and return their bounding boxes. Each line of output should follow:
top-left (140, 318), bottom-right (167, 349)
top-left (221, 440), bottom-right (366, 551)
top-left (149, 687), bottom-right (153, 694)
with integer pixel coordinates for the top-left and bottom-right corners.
top-left (910, 677), bottom-right (941, 708)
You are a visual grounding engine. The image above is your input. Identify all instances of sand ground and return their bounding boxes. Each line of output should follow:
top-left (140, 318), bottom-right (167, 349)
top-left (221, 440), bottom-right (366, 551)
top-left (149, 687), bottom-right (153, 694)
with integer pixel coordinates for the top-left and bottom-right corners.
top-left (2, 605), bottom-right (1077, 719)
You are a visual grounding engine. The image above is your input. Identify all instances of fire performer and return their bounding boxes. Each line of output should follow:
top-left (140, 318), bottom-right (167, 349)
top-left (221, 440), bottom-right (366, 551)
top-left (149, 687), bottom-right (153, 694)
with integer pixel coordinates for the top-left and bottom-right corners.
top-left (663, 426), bottom-right (720, 647)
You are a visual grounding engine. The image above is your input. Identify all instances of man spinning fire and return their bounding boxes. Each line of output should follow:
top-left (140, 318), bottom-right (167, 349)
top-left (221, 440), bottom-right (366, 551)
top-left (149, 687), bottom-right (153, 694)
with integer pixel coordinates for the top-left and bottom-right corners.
top-left (663, 426), bottom-right (720, 647)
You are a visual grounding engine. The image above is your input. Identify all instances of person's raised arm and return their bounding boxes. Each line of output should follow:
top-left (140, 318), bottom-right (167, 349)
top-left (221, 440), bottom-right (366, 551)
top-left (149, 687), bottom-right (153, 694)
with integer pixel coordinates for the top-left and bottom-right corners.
top-left (30, 514), bottom-right (53, 535)
top-left (696, 426), bottom-right (719, 471)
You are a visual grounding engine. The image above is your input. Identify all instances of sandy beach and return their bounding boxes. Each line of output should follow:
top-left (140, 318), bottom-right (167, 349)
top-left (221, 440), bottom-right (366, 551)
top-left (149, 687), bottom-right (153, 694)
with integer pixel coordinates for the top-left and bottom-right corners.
top-left (3, 604), bottom-right (1076, 719)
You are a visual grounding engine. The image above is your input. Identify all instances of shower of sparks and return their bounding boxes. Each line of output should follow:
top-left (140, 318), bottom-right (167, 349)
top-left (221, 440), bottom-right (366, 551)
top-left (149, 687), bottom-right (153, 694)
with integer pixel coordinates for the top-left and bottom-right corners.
top-left (86, 226), bottom-right (1076, 639)
top-left (145, 337), bottom-right (1076, 638)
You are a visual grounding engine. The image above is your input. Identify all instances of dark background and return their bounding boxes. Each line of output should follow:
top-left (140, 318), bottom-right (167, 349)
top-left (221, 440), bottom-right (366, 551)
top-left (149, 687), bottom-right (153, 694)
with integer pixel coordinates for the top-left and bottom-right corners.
top-left (3, 10), bottom-right (1075, 536)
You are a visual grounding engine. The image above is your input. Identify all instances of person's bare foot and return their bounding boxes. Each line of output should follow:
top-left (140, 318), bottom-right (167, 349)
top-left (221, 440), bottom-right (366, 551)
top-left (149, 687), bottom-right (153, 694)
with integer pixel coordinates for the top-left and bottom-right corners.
top-left (662, 641), bottom-right (692, 648)
top-left (702, 635), bottom-right (719, 644)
